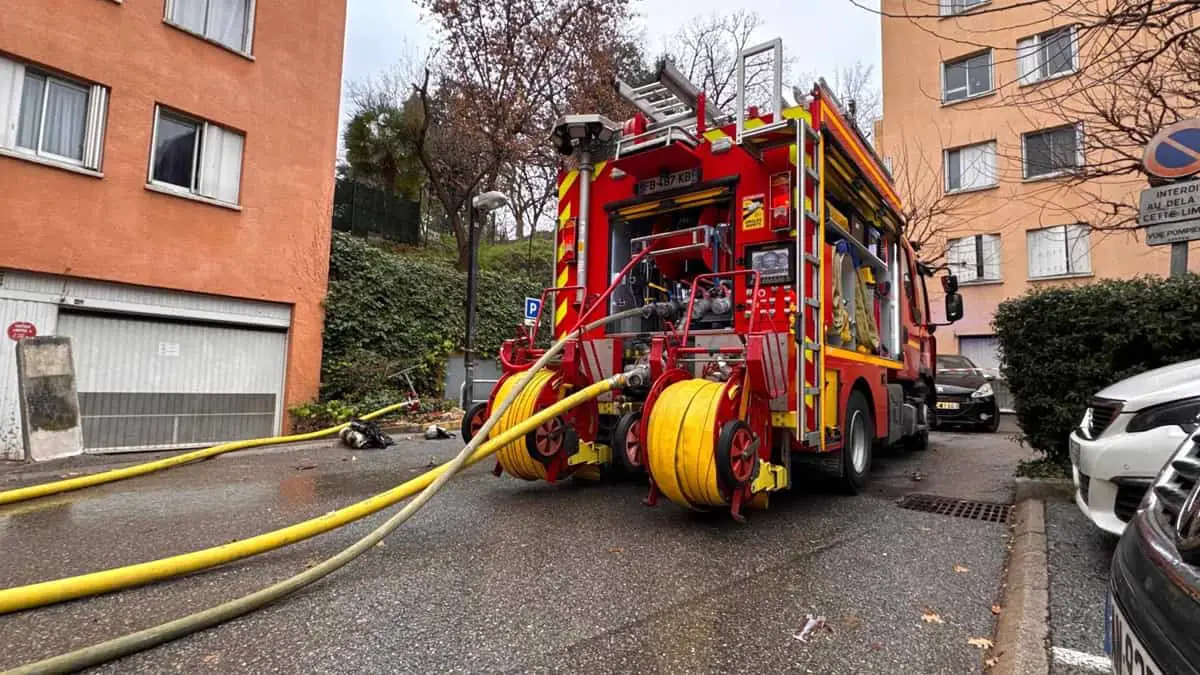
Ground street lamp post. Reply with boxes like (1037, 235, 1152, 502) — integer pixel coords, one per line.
(462, 190, 509, 411)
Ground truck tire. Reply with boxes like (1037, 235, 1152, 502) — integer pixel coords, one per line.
(612, 411, 644, 474)
(839, 390, 874, 494)
(906, 397, 931, 451)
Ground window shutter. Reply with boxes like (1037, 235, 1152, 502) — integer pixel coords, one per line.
(1017, 37, 1038, 85)
(982, 234, 1001, 280)
(1066, 224, 1090, 274)
(82, 85, 107, 170)
(199, 123, 244, 204)
(0, 57, 25, 149)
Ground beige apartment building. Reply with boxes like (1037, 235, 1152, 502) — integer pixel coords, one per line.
(875, 0, 1199, 374)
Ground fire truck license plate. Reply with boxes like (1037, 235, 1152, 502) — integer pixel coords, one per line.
(636, 168, 700, 196)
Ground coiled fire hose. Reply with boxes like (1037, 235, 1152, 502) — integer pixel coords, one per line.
(0, 307, 650, 675)
(0, 403, 412, 507)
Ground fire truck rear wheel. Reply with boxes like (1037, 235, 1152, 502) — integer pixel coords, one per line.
(612, 411, 644, 473)
(462, 402, 488, 445)
(839, 390, 874, 494)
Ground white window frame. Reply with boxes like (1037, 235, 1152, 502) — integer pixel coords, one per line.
(1021, 123, 1083, 180)
(939, 0, 989, 16)
(941, 50, 993, 103)
(944, 140, 997, 193)
(147, 105, 244, 207)
(1017, 26, 1078, 85)
(946, 233, 1002, 283)
(1026, 224, 1091, 279)
(0, 56, 107, 174)
(163, 0, 257, 57)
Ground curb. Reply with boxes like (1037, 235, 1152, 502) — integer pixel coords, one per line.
(1014, 477, 1074, 503)
(990, 499, 1050, 674)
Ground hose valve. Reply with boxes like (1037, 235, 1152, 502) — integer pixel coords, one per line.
(622, 364, 651, 389)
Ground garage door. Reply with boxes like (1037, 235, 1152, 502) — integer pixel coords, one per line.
(58, 313, 287, 452)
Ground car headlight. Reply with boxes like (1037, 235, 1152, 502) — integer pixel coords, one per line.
(971, 382, 994, 399)
(1126, 396, 1200, 433)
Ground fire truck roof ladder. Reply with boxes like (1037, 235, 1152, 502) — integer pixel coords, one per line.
(617, 58, 728, 130)
(736, 38, 787, 146)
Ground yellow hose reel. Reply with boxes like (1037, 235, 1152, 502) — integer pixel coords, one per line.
(489, 369, 602, 482)
(643, 375, 788, 520)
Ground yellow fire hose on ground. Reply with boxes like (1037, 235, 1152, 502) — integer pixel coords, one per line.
(0, 403, 411, 507)
(0, 307, 648, 674)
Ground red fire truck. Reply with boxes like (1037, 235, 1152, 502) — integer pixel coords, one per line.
(466, 39, 964, 519)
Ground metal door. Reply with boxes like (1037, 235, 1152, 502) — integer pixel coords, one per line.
(58, 313, 288, 452)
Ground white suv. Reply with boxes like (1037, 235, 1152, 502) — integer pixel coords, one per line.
(1069, 359, 1200, 536)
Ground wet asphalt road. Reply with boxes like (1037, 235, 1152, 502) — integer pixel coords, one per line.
(0, 425, 1029, 674)
(1046, 500, 1117, 674)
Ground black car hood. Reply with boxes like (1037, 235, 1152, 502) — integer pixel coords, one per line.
(937, 370, 988, 391)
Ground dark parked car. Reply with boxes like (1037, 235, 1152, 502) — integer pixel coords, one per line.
(933, 354, 1000, 432)
(1108, 427, 1200, 674)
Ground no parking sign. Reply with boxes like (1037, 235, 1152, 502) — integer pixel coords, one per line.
(1144, 119, 1200, 179)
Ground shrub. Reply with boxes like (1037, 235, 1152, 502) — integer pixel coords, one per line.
(993, 274, 1200, 463)
(320, 232, 543, 401)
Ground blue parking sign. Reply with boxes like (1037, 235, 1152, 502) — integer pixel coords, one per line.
(524, 297, 541, 321)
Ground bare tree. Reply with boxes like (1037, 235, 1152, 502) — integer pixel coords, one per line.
(864, 0, 1200, 233)
(662, 10, 794, 113)
(798, 61, 883, 141)
(409, 0, 636, 270)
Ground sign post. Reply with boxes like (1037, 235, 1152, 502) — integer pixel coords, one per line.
(1140, 119, 1200, 276)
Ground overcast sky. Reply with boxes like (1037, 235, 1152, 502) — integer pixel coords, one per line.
(337, 0, 882, 139)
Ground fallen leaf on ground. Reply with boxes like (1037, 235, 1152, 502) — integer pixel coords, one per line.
(294, 464, 316, 471)
(921, 608, 944, 624)
(954, 564, 970, 573)
(840, 614, 862, 630)
(991, 604, 1002, 615)
(202, 654, 220, 664)
(968, 637, 994, 649)
(985, 656, 999, 668)
(608, 547, 625, 554)
(376, 541, 386, 548)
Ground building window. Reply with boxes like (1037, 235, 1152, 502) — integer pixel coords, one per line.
(1022, 125, 1082, 179)
(942, 51, 992, 102)
(1018, 26, 1077, 85)
(149, 106, 244, 204)
(1027, 224, 1090, 278)
(940, 0, 988, 16)
(164, 0, 255, 54)
(0, 56, 107, 171)
(944, 141, 997, 193)
(946, 234, 1001, 283)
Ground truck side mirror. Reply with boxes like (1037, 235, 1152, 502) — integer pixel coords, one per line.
(945, 292, 964, 323)
(941, 274, 959, 294)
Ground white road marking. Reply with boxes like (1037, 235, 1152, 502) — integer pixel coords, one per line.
(1052, 646, 1111, 673)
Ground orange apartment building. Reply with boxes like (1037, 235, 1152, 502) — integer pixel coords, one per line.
(0, 0, 347, 458)
(875, 0, 1200, 377)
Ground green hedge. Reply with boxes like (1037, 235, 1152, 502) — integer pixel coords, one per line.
(993, 274, 1200, 463)
(319, 232, 544, 402)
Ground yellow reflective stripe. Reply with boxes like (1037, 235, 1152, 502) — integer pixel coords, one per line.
(558, 202, 572, 226)
(558, 170, 579, 200)
(703, 129, 729, 142)
(555, 299, 568, 325)
(594, 161, 607, 178)
(556, 267, 569, 288)
(782, 106, 812, 123)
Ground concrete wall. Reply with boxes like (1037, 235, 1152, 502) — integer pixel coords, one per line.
(442, 354, 502, 407)
(16, 337, 83, 462)
(0, 0, 348, 429)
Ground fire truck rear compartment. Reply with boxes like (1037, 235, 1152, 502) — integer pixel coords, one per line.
(474, 37, 952, 520)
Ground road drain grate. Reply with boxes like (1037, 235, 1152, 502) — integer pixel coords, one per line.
(896, 494, 1012, 524)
